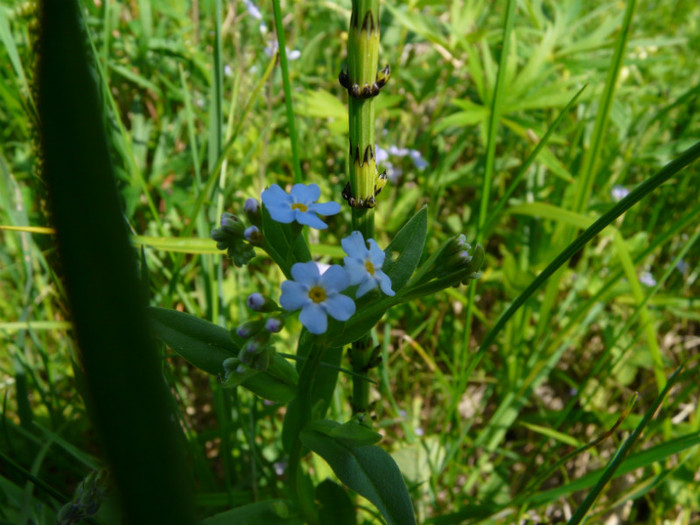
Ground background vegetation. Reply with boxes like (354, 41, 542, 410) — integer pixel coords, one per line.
(1, 0, 699, 523)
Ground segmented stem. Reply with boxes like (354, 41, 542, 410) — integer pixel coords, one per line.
(344, 0, 386, 415)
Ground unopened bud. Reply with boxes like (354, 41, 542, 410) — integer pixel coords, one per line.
(235, 319, 264, 339)
(244, 225, 263, 244)
(246, 292, 277, 312)
(247, 293, 265, 311)
(265, 317, 283, 333)
(244, 198, 261, 224)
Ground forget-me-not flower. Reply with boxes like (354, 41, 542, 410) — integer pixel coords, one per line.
(279, 262, 355, 334)
(261, 183, 341, 229)
(342, 231, 395, 298)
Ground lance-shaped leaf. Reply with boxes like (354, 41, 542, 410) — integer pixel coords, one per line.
(301, 427, 416, 525)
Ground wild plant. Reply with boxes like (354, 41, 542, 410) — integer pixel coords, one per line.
(151, 1, 482, 522)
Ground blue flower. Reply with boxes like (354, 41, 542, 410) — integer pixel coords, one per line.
(342, 231, 395, 298)
(261, 183, 341, 229)
(279, 262, 355, 334)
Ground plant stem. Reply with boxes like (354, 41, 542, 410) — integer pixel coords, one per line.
(287, 344, 326, 524)
(345, 0, 382, 415)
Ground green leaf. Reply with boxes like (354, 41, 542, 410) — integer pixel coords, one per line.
(149, 306, 239, 375)
(382, 207, 429, 292)
(149, 307, 297, 403)
(316, 480, 357, 525)
(200, 500, 301, 525)
(308, 419, 383, 447)
(301, 429, 416, 525)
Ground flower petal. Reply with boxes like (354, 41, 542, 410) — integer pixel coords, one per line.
(375, 271, 395, 296)
(320, 265, 350, 293)
(266, 205, 295, 223)
(341, 231, 368, 257)
(300, 303, 327, 334)
(291, 183, 320, 204)
(323, 293, 356, 321)
(310, 201, 341, 216)
(295, 210, 329, 229)
(280, 281, 309, 311)
(367, 239, 385, 267)
(356, 277, 377, 298)
(343, 256, 367, 285)
(291, 261, 319, 285)
(261, 184, 291, 206)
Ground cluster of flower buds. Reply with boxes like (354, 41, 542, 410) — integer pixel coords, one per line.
(436, 234, 484, 284)
(56, 470, 107, 524)
(222, 292, 285, 377)
(407, 234, 484, 292)
(210, 198, 264, 267)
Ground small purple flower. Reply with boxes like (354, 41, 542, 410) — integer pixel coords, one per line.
(242, 0, 262, 20)
(409, 149, 428, 170)
(261, 183, 341, 230)
(639, 272, 657, 287)
(342, 231, 395, 298)
(611, 185, 630, 201)
(247, 292, 266, 311)
(279, 262, 355, 335)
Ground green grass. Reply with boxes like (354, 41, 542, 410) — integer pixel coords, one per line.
(1, 0, 699, 523)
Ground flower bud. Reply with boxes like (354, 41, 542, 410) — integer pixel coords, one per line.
(246, 292, 278, 312)
(244, 225, 263, 244)
(265, 317, 283, 333)
(235, 319, 265, 339)
(244, 198, 261, 224)
(247, 292, 265, 311)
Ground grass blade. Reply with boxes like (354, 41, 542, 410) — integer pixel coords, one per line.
(567, 366, 683, 524)
(474, 140, 700, 366)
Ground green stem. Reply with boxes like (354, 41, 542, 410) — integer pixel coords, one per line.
(272, 0, 303, 184)
(287, 344, 326, 523)
(346, 0, 382, 415)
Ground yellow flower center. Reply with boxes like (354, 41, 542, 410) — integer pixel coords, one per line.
(291, 203, 308, 212)
(308, 285, 327, 303)
(365, 260, 375, 276)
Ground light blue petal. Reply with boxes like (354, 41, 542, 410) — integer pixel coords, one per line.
(291, 183, 320, 204)
(291, 261, 319, 285)
(280, 281, 309, 311)
(300, 303, 327, 334)
(341, 231, 368, 257)
(375, 271, 395, 296)
(320, 265, 351, 293)
(343, 257, 367, 285)
(295, 210, 328, 229)
(323, 293, 356, 321)
(310, 201, 341, 216)
(367, 239, 385, 267)
(356, 277, 377, 298)
(261, 184, 291, 207)
(266, 205, 295, 223)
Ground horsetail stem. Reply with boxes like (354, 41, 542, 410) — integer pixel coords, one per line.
(343, 0, 388, 416)
(342, 0, 389, 240)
